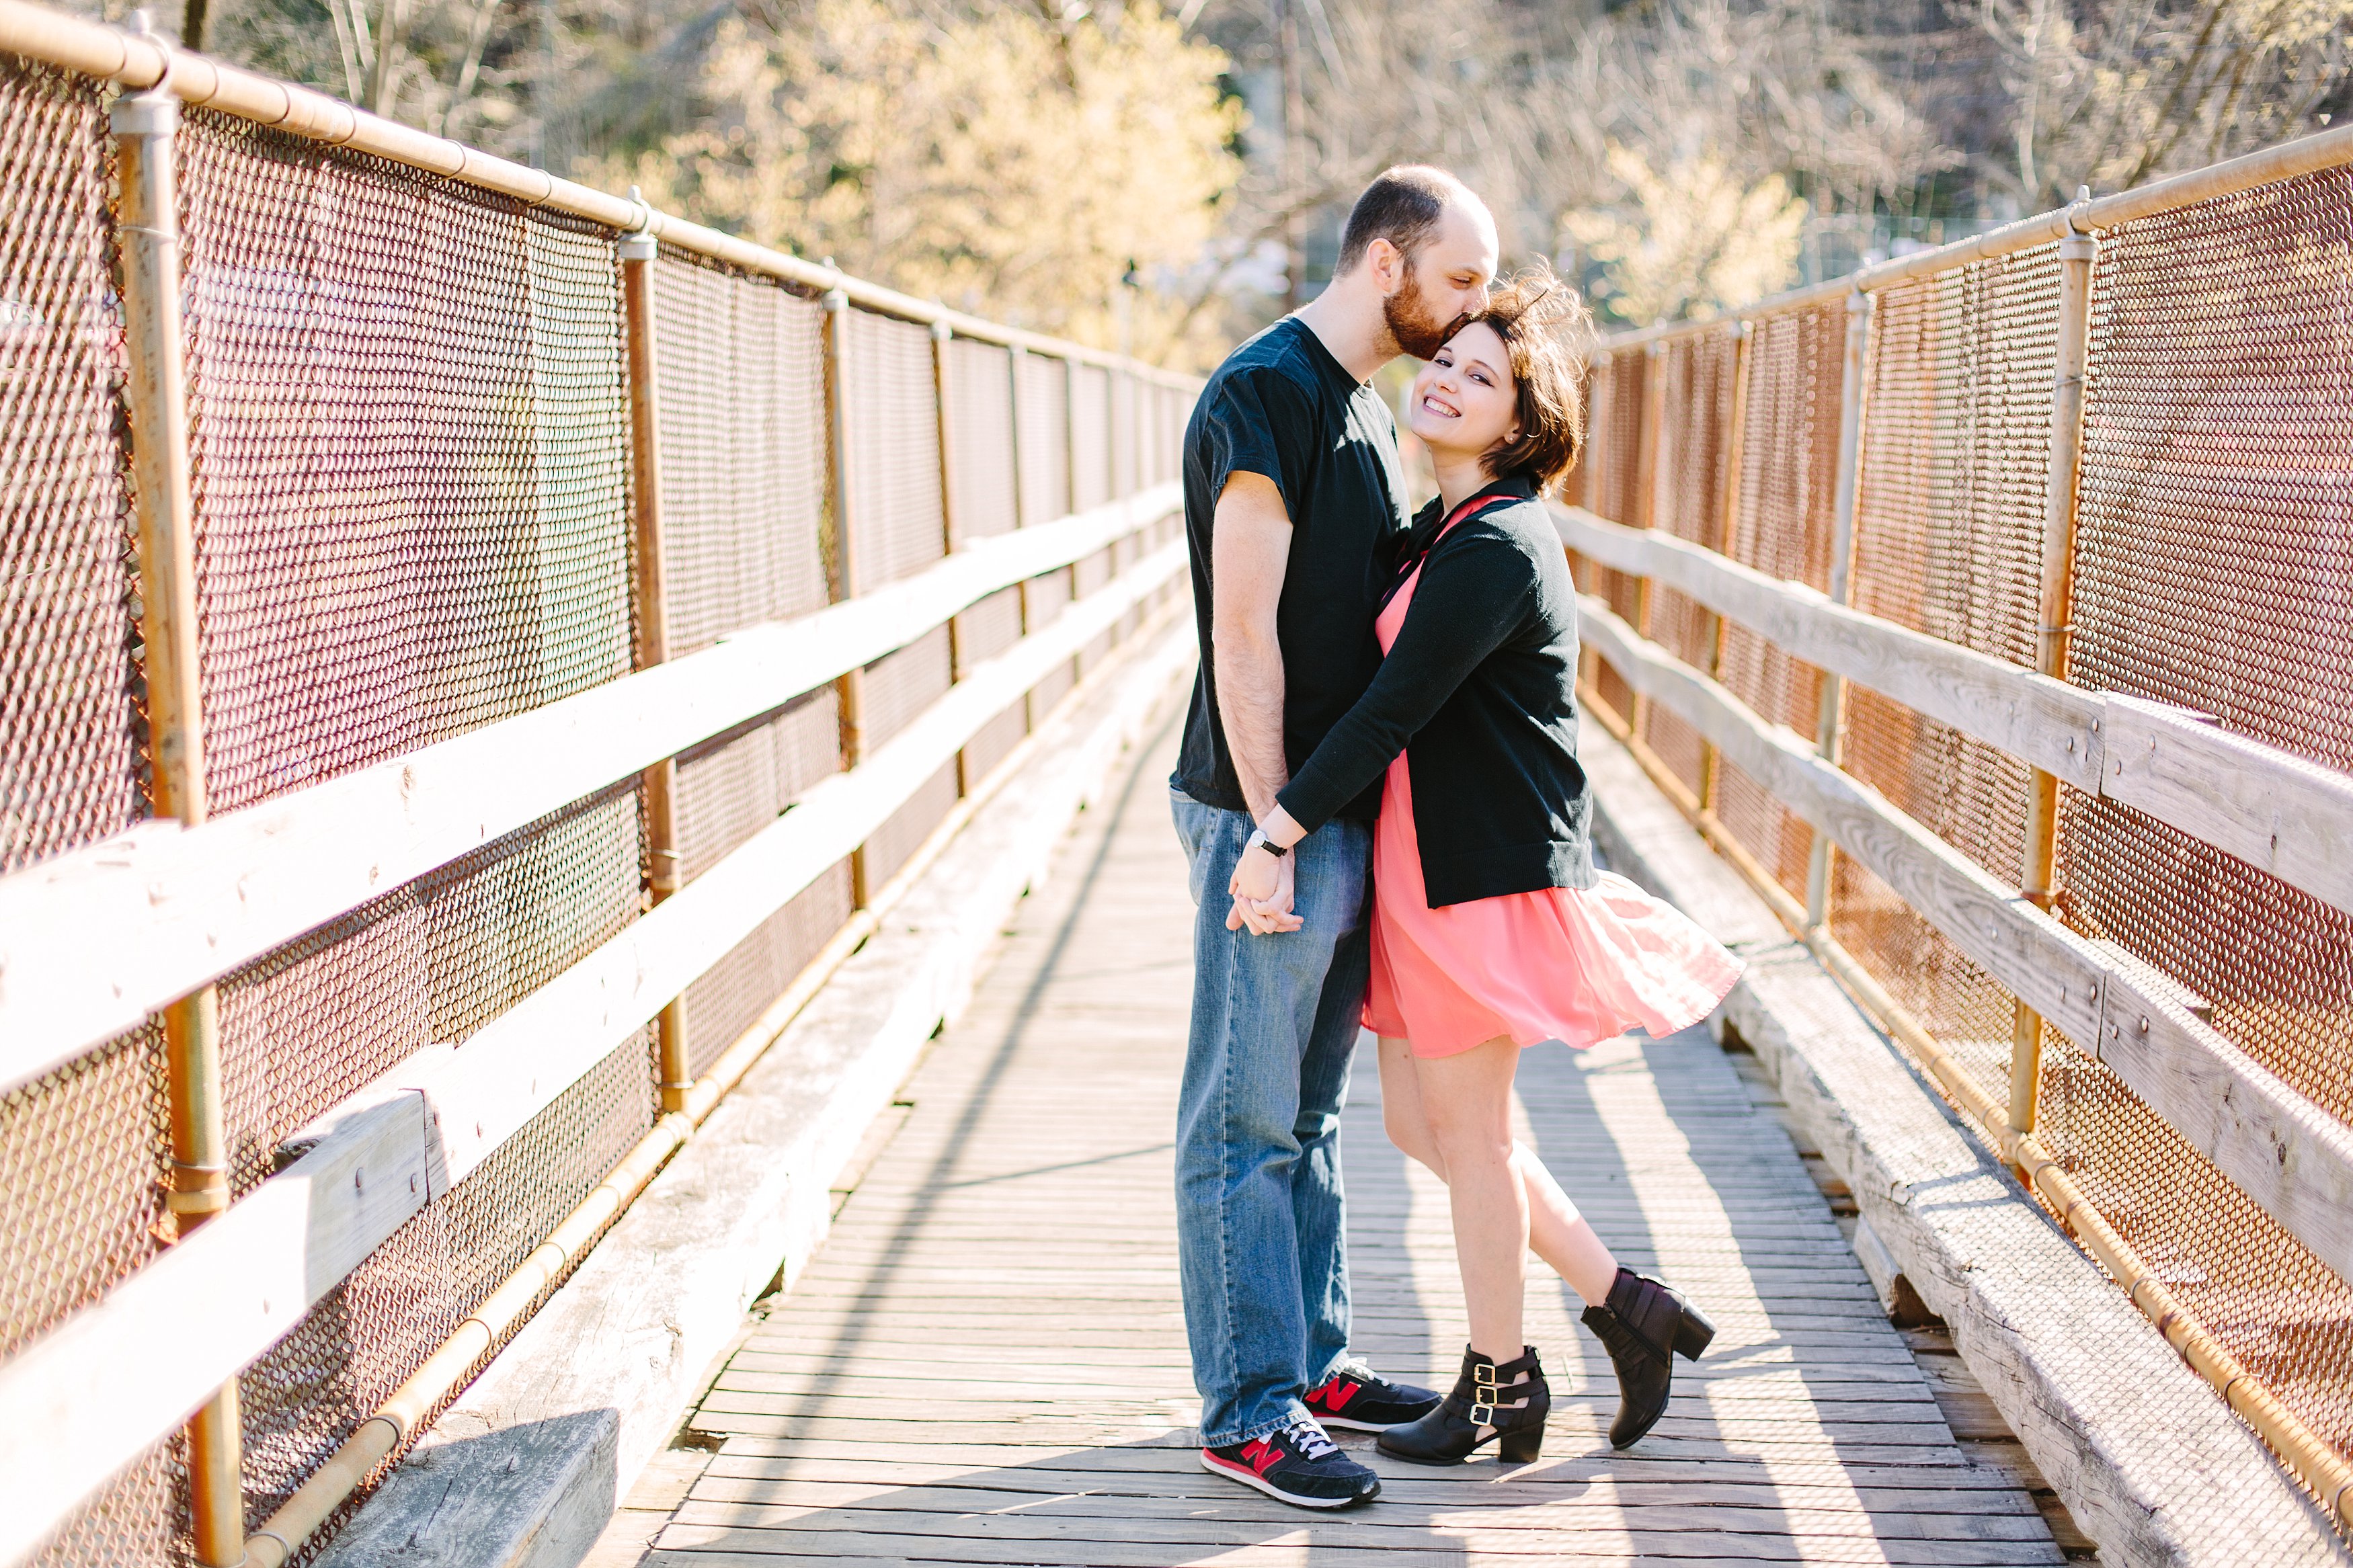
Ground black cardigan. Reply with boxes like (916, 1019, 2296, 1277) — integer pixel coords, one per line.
(1275, 475, 1595, 907)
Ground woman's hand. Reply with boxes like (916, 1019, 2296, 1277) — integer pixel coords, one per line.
(1227, 845, 1300, 934)
(1226, 811, 1307, 935)
(1233, 837, 1282, 903)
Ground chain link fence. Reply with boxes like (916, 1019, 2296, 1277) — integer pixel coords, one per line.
(0, 26, 1195, 1563)
(1581, 151, 2353, 1512)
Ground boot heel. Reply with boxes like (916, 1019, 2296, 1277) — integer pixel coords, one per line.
(1673, 1302, 1716, 1361)
(1497, 1427, 1544, 1463)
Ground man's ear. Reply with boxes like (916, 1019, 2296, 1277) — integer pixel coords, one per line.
(1365, 236, 1403, 296)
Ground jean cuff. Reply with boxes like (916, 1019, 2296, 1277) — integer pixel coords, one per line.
(1204, 1400, 1314, 1450)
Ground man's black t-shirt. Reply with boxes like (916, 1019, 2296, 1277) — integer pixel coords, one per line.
(1172, 317, 1410, 821)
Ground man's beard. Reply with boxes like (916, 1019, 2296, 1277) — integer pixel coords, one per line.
(1382, 265, 1462, 360)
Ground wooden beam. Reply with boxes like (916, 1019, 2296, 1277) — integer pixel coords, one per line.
(0, 541, 1188, 1554)
(0, 486, 1180, 1091)
(1576, 596, 2353, 1289)
(1554, 503, 2353, 927)
(1556, 503, 2106, 795)
(2098, 695, 2353, 920)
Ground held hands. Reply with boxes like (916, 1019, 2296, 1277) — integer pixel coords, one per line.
(1226, 815, 1306, 936)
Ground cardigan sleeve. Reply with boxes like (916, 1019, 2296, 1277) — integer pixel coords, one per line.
(1275, 528, 1538, 834)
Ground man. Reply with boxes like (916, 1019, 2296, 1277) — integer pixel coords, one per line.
(1169, 166, 1500, 1509)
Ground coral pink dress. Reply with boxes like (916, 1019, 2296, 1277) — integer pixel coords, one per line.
(1361, 520, 1743, 1060)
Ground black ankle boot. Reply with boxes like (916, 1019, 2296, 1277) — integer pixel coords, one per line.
(1580, 1266, 1716, 1448)
(1375, 1345, 1549, 1465)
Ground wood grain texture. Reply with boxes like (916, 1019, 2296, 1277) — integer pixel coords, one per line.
(1577, 596, 2353, 1291)
(0, 487, 1178, 1090)
(2100, 694, 2353, 919)
(623, 716, 2059, 1567)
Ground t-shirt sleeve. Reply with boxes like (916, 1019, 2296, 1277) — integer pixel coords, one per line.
(1196, 366, 1316, 518)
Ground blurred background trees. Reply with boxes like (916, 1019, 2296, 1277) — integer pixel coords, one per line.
(70, 0, 2353, 358)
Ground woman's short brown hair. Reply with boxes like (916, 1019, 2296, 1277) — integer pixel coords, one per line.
(1471, 265, 1594, 495)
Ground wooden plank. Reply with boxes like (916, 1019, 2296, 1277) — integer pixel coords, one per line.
(670, 1494, 2060, 1542)
(1552, 504, 2104, 792)
(649, 1520, 2052, 1565)
(704, 1438, 2048, 1489)
(1577, 596, 2353, 1288)
(2100, 693, 2353, 919)
(0, 486, 1177, 1090)
(691, 1460, 2046, 1512)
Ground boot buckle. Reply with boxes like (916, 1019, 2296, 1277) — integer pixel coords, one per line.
(1470, 1362, 1499, 1426)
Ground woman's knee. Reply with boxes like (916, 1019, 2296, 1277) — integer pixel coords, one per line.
(1418, 1044, 1518, 1167)
(1383, 1100, 1443, 1172)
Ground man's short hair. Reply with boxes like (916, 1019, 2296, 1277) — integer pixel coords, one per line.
(1335, 165, 1473, 275)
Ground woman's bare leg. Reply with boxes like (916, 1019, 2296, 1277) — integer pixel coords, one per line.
(1380, 1034, 1620, 1309)
(1413, 1036, 1529, 1362)
(1513, 1145, 1620, 1305)
(1377, 1034, 1447, 1176)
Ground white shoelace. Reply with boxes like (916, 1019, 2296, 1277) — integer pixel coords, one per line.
(1279, 1415, 1340, 1460)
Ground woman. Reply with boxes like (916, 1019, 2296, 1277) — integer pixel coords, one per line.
(1230, 267, 1741, 1465)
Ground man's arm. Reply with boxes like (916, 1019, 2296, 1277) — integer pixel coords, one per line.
(1209, 470, 1293, 821)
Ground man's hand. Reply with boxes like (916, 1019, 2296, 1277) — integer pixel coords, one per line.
(1211, 471, 1293, 821)
(1226, 848, 1302, 935)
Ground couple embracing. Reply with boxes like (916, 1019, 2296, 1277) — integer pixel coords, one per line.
(1169, 167, 1743, 1509)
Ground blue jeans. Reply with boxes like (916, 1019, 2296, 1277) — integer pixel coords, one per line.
(1169, 790, 1373, 1445)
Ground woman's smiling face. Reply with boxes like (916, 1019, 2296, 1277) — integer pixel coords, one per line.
(1406, 321, 1517, 462)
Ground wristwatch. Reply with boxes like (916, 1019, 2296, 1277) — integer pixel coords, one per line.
(1245, 829, 1289, 858)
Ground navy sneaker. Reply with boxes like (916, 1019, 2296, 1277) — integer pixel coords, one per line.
(1201, 1415, 1381, 1509)
(1304, 1359, 1444, 1432)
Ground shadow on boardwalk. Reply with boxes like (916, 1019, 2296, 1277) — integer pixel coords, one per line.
(635, 706, 2060, 1567)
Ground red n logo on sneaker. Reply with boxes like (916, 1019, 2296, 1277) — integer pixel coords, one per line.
(1320, 1380, 1360, 1412)
(1238, 1438, 1283, 1476)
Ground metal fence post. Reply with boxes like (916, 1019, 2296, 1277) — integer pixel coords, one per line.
(821, 286, 869, 907)
(1805, 290, 1874, 931)
(1577, 354, 1612, 689)
(1061, 354, 1083, 682)
(619, 219, 690, 1113)
(1698, 321, 1754, 816)
(2011, 209, 2099, 1142)
(114, 67, 245, 1568)
(933, 321, 969, 796)
(1627, 341, 1667, 738)
(1008, 344, 1037, 733)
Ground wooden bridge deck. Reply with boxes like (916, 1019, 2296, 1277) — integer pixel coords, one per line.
(624, 712, 2063, 1567)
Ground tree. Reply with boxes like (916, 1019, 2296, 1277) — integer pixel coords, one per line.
(1977, 0, 2353, 211)
(594, 0, 1241, 361)
(1179, 0, 1951, 328)
(1563, 145, 1810, 324)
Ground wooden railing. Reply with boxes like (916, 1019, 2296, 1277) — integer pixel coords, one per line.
(1563, 118, 2353, 1528)
(0, 501, 1186, 1563)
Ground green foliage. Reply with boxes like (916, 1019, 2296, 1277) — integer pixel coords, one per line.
(1564, 145, 1808, 325)
(593, 0, 1241, 360)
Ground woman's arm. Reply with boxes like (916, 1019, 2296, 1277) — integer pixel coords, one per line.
(1244, 528, 1538, 879)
